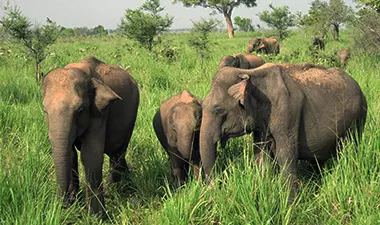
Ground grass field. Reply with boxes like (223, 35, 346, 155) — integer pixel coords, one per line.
(0, 30, 379, 224)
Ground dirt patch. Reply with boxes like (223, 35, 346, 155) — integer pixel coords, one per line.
(288, 64, 347, 88)
(255, 63, 347, 88)
(96, 63, 119, 77)
(64, 62, 91, 75)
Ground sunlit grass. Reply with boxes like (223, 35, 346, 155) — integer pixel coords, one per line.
(0, 30, 379, 224)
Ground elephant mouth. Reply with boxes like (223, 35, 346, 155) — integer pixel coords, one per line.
(221, 130, 246, 141)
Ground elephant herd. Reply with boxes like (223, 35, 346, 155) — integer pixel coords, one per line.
(42, 35, 367, 217)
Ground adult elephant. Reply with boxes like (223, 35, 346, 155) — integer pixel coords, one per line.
(42, 56, 139, 216)
(153, 90, 202, 185)
(312, 37, 325, 50)
(199, 63, 367, 200)
(247, 37, 280, 55)
(218, 53, 265, 70)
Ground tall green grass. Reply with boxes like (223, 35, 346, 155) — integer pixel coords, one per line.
(0, 30, 379, 224)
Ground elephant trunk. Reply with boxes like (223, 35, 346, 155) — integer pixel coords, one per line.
(48, 115, 75, 202)
(51, 135, 71, 199)
(199, 113, 221, 178)
(177, 129, 195, 160)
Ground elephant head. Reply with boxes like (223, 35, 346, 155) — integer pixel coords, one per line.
(218, 53, 266, 70)
(247, 38, 261, 53)
(42, 66, 121, 203)
(312, 37, 325, 50)
(248, 38, 279, 55)
(199, 67, 265, 176)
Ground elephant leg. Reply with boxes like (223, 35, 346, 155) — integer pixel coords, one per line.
(192, 160, 201, 180)
(272, 135, 299, 205)
(68, 146, 79, 204)
(106, 126, 134, 184)
(254, 131, 273, 170)
(107, 150, 128, 184)
(81, 149, 105, 215)
(169, 151, 187, 187)
(80, 120, 106, 216)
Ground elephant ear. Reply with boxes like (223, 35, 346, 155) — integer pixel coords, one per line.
(91, 78, 122, 113)
(258, 41, 266, 49)
(228, 74, 250, 106)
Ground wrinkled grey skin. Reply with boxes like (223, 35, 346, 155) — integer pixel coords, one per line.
(337, 48, 350, 69)
(218, 53, 266, 70)
(153, 90, 202, 186)
(312, 37, 325, 50)
(200, 63, 367, 202)
(247, 37, 280, 55)
(42, 56, 139, 216)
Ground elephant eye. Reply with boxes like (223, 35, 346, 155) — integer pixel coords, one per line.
(77, 106, 84, 114)
(212, 106, 227, 116)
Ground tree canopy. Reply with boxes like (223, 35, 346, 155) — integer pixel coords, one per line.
(258, 4, 296, 39)
(188, 18, 220, 68)
(299, 0, 353, 40)
(234, 16, 254, 32)
(0, 4, 61, 82)
(356, 0, 380, 12)
(120, 0, 173, 51)
(328, 0, 354, 40)
(172, 0, 257, 38)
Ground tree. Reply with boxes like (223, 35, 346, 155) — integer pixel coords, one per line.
(328, 0, 354, 40)
(234, 16, 254, 32)
(188, 18, 220, 69)
(119, 0, 173, 51)
(298, 0, 330, 38)
(60, 27, 75, 37)
(0, 4, 61, 82)
(300, 0, 353, 41)
(356, 0, 380, 12)
(258, 4, 296, 39)
(351, 6, 380, 53)
(173, 0, 257, 39)
(92, 25, 107, 36)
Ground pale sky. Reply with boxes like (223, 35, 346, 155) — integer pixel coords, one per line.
(0, 0, 356, 29)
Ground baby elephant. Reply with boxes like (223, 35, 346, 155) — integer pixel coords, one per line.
(218, 52, 265, 70)
(312, 37, 325, 50)
(337, 48, 350, 69)
(153, 90, 202, 185)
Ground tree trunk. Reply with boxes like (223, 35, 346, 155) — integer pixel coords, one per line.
(224, 13, 234, 39)
(35, 61, 40, 83)
(333, 24, 340, 41)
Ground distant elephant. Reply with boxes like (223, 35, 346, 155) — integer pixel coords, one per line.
(218, 53, 266, 70)
(337, 48, 350, 69)
(199, 63, 367, 201)
(312, 37, 325, 50)
(247, 37, 280, 55)
(153, 90, 202, 185)
(42, 56, 139, 216)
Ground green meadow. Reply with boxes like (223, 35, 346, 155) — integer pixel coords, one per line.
(0, 30, 379, 224)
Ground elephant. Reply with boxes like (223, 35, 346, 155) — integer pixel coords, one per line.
(337, 48, 350, 69)
(312, 37, 325, 50)
(247, 37, 280, 55)
(199, 63, 367, 202)
(218, 53, 266, 70)
(42, 56, 139, 216)
(153, 90, 202, 185)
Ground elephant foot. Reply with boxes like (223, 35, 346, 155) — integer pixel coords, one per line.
(287, 179, 301, 206)
(106, 166, 131, 184)
(65, 184, 79, 205)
